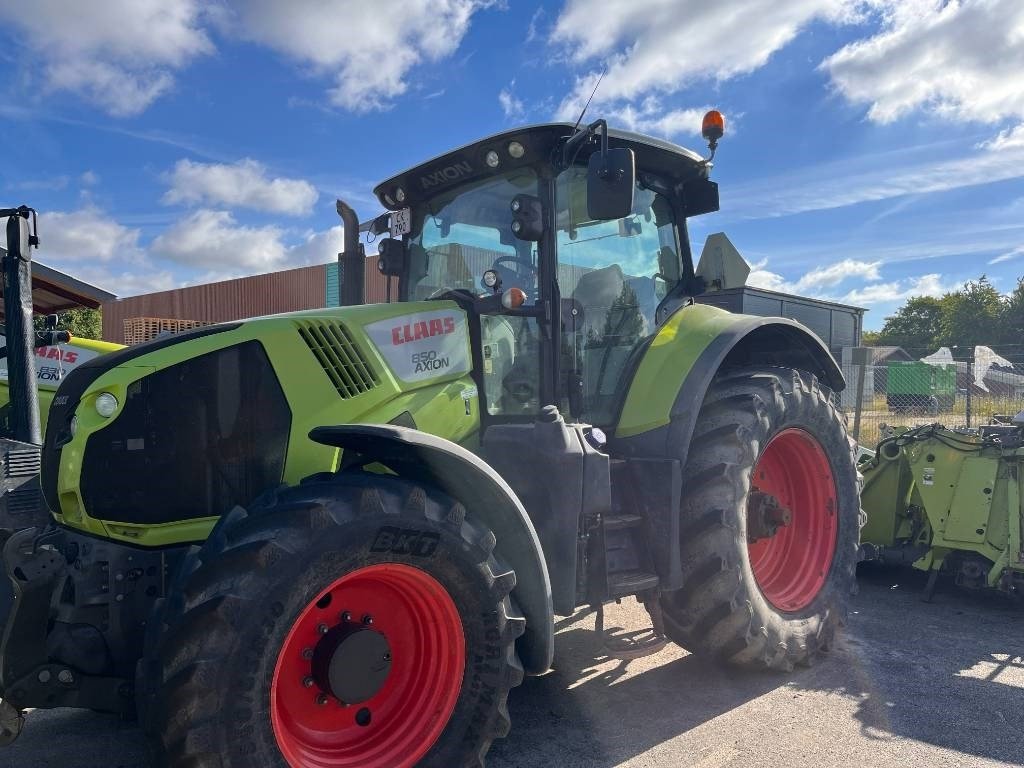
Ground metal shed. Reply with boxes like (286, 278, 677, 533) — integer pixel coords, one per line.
(693, 286, 865, 357)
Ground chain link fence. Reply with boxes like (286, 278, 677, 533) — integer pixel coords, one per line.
(838, 345, 1024, 449)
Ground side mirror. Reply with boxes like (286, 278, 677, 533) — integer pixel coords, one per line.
(587, 147, 635, 220)
(510, 194, 544, 241)
(376, 238, 406, 277)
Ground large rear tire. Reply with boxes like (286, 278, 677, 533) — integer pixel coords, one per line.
(151, 472, 524, 767)
(659, 367, 861, 670)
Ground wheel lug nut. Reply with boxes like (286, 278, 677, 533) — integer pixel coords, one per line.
(383, 653, 391, 661)
(302, 647, 313, 660)
(302, 676, 314, 688)
(362, 614, 373, 626)
(340, 611, 351, 622)
(316, 694, 329, 706)
(317, 623, 329, 635)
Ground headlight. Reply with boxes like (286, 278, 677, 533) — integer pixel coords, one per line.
(508, 141, 525, 159)
(70, 415, 78, 437)
(95, 392, 119, 418)
(485, 150, 500, 168)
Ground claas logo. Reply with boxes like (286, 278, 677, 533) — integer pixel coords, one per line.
(391, 317, 456, 345)
(35, 347, 78, 363)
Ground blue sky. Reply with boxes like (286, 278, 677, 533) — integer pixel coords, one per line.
(1, 0, 1022, 329)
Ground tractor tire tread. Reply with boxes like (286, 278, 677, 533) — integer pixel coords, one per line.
(660, 366, 862, 670)
(151, 472, 524, 768)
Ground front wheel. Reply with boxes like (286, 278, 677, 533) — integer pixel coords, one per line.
(660, 367, 861, 670)
(152, 472, 524, 767)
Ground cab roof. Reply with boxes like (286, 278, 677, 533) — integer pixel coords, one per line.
(373, 122, 708, 211)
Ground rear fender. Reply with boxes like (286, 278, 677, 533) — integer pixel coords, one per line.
(613, 305, 845, 592)
(309, 424, 554, 675)
(616, 303, 843, 445)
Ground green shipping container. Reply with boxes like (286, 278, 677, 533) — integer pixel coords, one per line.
(887, 361, 956, 411)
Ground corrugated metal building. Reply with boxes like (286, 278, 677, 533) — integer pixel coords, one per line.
(102, 257, 865, 355)
(101, 257, 384, 344)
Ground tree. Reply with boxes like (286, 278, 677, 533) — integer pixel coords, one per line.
(32, 308, 102, 340)
(1002, 278, 1024, 344)
(873, 295, 946, 353)
(937, 277, 1004, 350)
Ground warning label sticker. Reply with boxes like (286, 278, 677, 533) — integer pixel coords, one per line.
(364, 308, 470, 383)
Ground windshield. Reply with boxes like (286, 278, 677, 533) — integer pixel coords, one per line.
(406, 168, 540, 301)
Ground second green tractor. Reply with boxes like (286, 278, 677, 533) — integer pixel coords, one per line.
(0, 115, 861, 766)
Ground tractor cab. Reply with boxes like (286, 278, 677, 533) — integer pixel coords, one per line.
(354, 119, 722, 427)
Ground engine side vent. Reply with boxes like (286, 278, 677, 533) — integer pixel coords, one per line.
(296, 320, 380, 398)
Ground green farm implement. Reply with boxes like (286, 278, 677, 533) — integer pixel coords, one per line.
(860, 421, 1024, 598)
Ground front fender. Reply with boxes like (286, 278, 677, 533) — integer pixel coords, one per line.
(616, 303, 844, 442)
(309, 424, 554, 675)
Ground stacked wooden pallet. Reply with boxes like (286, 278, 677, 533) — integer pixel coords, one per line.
(123, 317, 210, 345)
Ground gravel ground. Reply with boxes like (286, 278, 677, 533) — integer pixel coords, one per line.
(5, 564, 1023, 768)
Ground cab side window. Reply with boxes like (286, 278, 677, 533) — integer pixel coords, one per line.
(556, 167, 679, 424)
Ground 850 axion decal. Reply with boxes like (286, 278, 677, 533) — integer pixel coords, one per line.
(365, 308, 471, 383)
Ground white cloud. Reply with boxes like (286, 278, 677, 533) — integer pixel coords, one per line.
(150, 209, 287, 273)
(794, 259, 882, 291)
(74, 266, 177, 298)
(605, 98, 710, 139)
(35, 208, 145, 264)
(747, 259, 789, 292)
(526, 7, 546, 43)
(552, 0, 854, 122)
(823, 0, 1024, 139)
(747, 257, 882, 294)
(499, 82, 525, 120)
(840, 273, 952, 305)
(745, 256, 953, 308)
(164, 159, 319, 216)
(727, 142, 1024, 220)
(226, 0, 492, 112)
(989, 247, 1024, 266)
(288, 226, 346, 266)
(0, 0, 212, 116)
(985, 125, 1024, 152)
(20, 207, 174, 296)
(149, 209, 345, 280)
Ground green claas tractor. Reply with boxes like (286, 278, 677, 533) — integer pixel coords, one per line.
(0, 115, 861, 766)
(860, 421, 1024, 598)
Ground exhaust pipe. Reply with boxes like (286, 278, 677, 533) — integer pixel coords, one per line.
(335, 200, 364, 307)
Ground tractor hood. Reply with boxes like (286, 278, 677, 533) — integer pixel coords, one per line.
(42, 301, 482, 546)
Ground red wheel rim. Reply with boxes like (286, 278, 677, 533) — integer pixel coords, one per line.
(747, 428, 838, 612)
(271, 563, 465, 768)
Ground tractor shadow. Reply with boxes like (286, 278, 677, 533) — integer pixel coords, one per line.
(489, 569, 1024, 767)
(795, 563, 1024, 765)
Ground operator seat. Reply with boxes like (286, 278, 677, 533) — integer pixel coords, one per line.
(571, 264, 649, 419)
(573, 264, 626, 341)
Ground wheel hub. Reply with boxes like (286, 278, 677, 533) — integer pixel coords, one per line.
(311, 619, 392, 704)
(747, 489, 792, 543)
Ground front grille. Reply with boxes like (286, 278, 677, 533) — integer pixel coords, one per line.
(80, 341, 292, 525)
(296, 320, 379, 398)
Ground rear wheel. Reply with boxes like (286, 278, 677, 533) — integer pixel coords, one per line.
(660, 367, 861, 670)
(152, 472, 524, 767)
